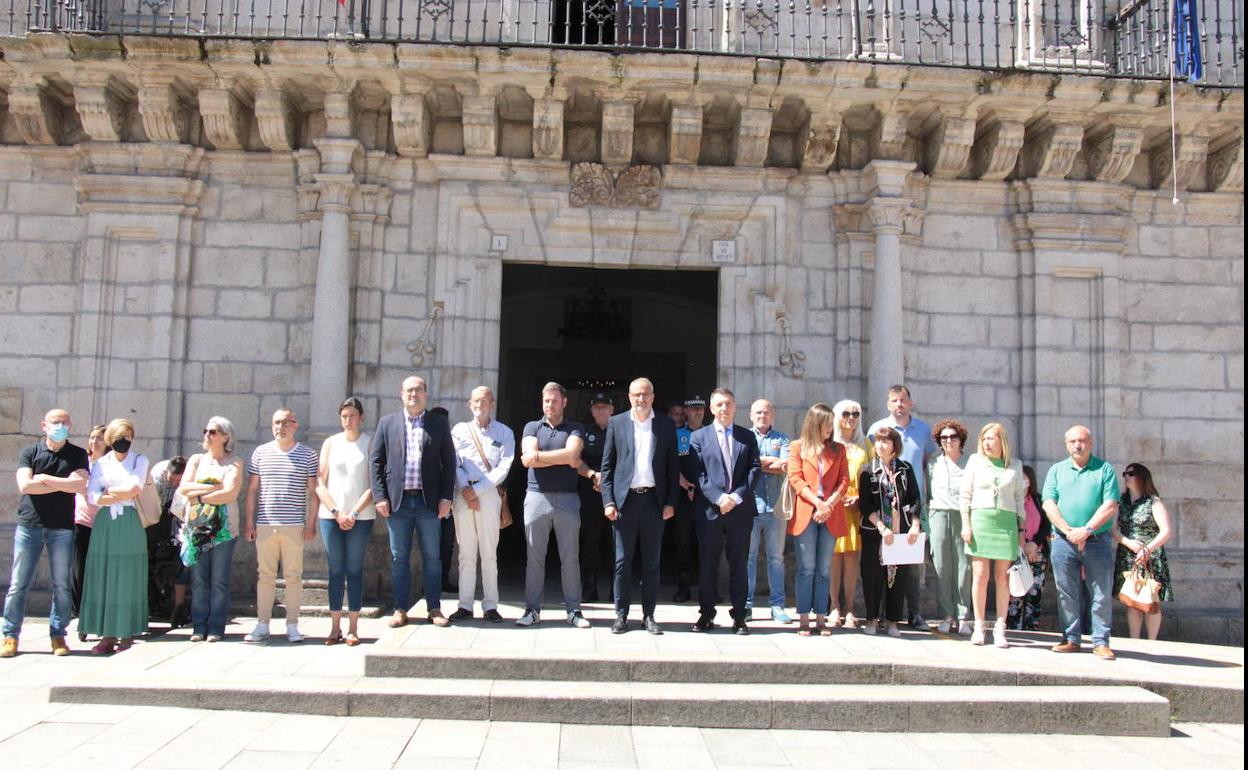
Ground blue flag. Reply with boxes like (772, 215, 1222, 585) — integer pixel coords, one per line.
(1173, 0, 1203, 83)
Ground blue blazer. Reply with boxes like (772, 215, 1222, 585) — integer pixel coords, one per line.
(687, 423, 761, 521)
(599, 411, 681, 511)
(369, 409, 456, 511)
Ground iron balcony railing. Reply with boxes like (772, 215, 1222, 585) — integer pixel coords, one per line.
(4, 0, 1243, 86)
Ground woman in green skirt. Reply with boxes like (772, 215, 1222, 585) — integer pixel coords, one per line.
(81, 418, 150, 654)
(959, 422, 1026, 648)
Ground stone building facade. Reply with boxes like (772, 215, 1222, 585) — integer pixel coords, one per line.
(0, 18, 1242, 638)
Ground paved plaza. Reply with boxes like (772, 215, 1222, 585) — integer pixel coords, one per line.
(1, 599, 1242, 769)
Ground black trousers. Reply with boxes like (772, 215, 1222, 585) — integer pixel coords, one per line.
(668, 490, 697, 588)
(578, 482, 609, 590)
(440, 516, 455, 583)
(73, 523, 92, 616)
(694, 508, 752, 621)
(861, 529, 909, 623)
(612, 490, 664, 618)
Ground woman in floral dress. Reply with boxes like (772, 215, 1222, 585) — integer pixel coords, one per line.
(1006, 465, 1050, 631)
(1113, 463, 1174, 640)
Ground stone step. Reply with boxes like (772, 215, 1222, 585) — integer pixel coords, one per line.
(361, 649, 1242, 723)
(48, 678, 1169, 736)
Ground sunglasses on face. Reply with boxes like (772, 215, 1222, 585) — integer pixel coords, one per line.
(841, 411, 861, 419)
(940, 434, 960, 441)
(1122, 471, 1136, 478)
(203, 428, 218, 436)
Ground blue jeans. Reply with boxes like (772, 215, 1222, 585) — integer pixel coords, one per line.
(1051, 531, 1114, 647)
(746, 513, 787, 610)
(3, 524, 74, 639)
(793, 523, 836, 616)
(320, 518, 374, 613)
(190, 537, 235, 637)
(388, 496, 442, 613)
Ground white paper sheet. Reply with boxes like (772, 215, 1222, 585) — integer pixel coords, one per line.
(880, 532, 927, 565)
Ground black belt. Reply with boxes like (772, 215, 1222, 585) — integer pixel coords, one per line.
(630, 486, 655, 494)
(404, 488, 422, 494)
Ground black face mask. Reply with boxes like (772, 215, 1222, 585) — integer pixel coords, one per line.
(111, 437, 133, 454)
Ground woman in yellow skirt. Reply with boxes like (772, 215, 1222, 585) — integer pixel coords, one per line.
(828, 399, 871, 629)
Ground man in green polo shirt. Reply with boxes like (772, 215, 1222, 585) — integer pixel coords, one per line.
(1042, 425, 1120, 660)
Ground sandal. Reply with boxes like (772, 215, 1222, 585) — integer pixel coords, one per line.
(843, 613, 859, 630)
(345, 632, 361, 647)
(797, 622, 812, 637)
(816, 618, 831, 636)
(828, 608, 843, 627)
(91, 638, 117, 656)
(324, 632, 343, 646)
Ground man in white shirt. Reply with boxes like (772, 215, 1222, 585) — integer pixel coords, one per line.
(449, 386, 515, 623)
(599, 378, 680, 634)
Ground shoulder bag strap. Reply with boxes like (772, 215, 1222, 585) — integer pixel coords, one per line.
(467, 424, 493, 475)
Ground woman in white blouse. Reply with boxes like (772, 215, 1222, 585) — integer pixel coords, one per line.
(314, 397, 374, 645)
(959, 422, 1027, 648)
(80, 418, 150, 654)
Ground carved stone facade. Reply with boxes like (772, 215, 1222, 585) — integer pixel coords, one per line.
(0, 37, 1242, 639)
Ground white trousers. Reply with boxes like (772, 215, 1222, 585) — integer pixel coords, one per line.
(452, 486, 502, 611)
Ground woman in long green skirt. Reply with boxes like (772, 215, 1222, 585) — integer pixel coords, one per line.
(80, 418, 150, 654)
(959, 422, 1026, 649)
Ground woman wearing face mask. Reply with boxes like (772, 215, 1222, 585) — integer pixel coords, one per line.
(72, 425, 107, 637)
(80, 418, 150, 654)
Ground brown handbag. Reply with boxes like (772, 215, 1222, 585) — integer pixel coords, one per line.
(467, 425, 512, 529)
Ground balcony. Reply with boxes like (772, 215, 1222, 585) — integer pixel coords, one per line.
(3, 0, 1242, 87)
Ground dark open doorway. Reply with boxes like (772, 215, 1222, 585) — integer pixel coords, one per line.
(494, 264, 718, 584)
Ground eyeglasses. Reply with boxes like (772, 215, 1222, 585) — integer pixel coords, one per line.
(1122, 471, 1136, 478)
(841, 411, 861, 418)
(939, 434, 960, 441)
(203, 428, 219, 436)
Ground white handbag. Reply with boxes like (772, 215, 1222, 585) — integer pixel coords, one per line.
(775, 479, 795, 521)
(1008, 556, 1035, 597)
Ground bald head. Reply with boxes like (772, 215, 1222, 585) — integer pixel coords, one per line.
(1064, 424, 1094, 466)
(628, 377, 655, 419)
(750, 399, 774, 433)
(41, 409, 71, 446)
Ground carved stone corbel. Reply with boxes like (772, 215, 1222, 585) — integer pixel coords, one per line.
(8, 80, 63, 145)
(73, 75, 135, 143)
(1021, 118, 1084, 179)
(199, 85, 252, 150)
(668, 103, 703, 165)
(532, 97, 565, 160)
(924, 115, 976, 179)
(1083, 124, 1144, 184)
(601, 100, 635, 166)
(734, 106, 773, 168)
(391, 92, 432, 158)
(461, 94, 498, 157)
(1207, 134, 1244, 193)
(870, 105, 911, 162)
(1150, 133, 1209, 191)
(254, 88, 297, 152)
(971, 118, 1025, 181)
(800, 111, 841, 173)
(138, 80, 192, 143)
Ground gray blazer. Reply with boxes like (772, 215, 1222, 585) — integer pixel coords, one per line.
(599, 411, 680, 511)
(369, 409, 456, 511)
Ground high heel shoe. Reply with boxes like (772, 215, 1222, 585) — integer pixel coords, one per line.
(970, 621, 986, 646)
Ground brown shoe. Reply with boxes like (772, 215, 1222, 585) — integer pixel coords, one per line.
(1093, 645, 1116, 660)
(50, 637, 70, 656)
(1051, 640, 1081, 653)
(0, 637, 16, 658)
(387, 610, 408, 629)
(428, 610, 450, 627)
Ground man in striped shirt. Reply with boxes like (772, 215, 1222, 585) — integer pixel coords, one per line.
(243, 408, 318, 643)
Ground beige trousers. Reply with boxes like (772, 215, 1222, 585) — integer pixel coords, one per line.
(452, 486, 502, 611)
(256, 525, 305, 624)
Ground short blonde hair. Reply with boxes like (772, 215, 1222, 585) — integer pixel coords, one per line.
(978, 422, 1012, 466)
(103, 418, 135, 448)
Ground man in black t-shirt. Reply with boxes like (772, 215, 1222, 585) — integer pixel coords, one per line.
(2, 408, 90, 658)
(578, 392, 613, 603)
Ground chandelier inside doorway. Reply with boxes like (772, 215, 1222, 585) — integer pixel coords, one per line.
(558, 284, 632, 343)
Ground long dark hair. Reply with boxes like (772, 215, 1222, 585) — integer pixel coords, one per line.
(1123, 462, 1161, 499)
(1022, 464, 1042, 508)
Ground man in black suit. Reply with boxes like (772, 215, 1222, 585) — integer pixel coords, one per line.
(369, 375, 457, 628)
(599, 378, 680, 635)
(686, 388, 761, 634)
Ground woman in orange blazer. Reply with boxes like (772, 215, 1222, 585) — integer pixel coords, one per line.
(786, 403, 849, 636)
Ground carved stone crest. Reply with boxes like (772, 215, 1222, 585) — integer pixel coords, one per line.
(569, 163, 661, 209)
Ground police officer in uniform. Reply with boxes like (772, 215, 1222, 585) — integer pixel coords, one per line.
(579, 392, 613, 603)
(669, 394, 706, 602)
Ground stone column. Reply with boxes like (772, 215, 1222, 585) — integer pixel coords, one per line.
(862, 160, 916, 405)
(309, 137, 360, 435)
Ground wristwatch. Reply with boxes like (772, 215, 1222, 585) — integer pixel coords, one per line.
(331, 508, 339, 516)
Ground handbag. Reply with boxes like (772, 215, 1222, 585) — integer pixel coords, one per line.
(1007, 555, 1035, 597)
(135, 457, 163, 528)
(467, 425, 512, 529)
(1118, 564, 1160, 613)
(775, 478, 795, 521)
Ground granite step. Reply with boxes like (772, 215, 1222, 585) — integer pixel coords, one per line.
(48, 677, 1170, 736)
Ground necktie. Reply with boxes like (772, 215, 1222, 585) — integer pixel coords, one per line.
(720, 427, 733, 480)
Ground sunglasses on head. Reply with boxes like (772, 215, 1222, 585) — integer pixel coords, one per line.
(841, 411, 861, 418)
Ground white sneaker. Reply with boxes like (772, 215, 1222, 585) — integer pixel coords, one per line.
(970, 622, 986, 646)
(863, 620, 878, 636)
(937, 617, 952, 634)
(206, 634, 222, 643)
(286, 624, 304, 643)
(514, 609, 540, 627)
(189, 633, 205, 643)
(993, 619, 1008, 648)
(244, 622, 270, 643)
(957, 620, 972, 636)
(886, 623, 902, 638)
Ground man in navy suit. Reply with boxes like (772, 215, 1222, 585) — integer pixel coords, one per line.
(687, 388, 761, 634)
(369, 375, 457, 628)
(600, 377, 680, 635)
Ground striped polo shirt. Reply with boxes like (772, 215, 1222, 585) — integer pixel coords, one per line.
(247, 440, 318, 526)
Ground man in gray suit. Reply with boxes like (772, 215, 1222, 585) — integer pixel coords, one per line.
(600, 378, 680, 634)
(369, 375, 457, 628)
